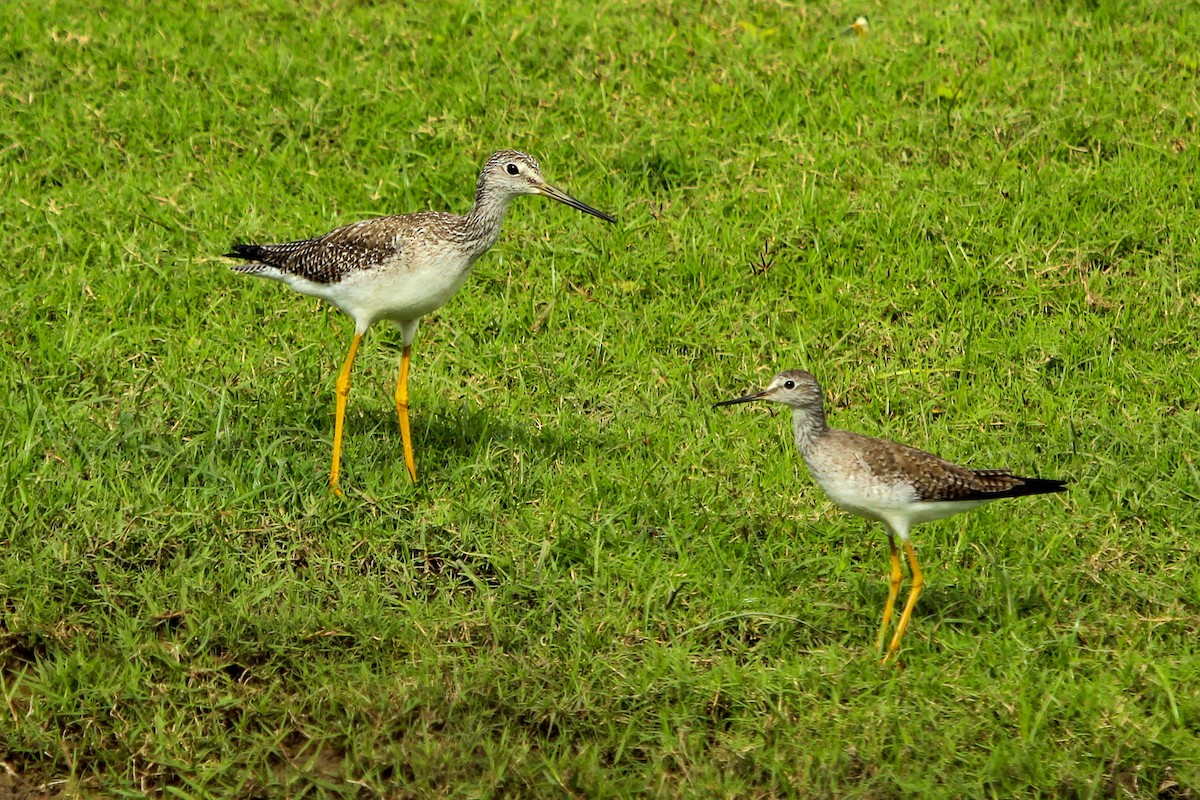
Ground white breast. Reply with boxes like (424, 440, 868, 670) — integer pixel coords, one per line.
(805, 452, 919, 523)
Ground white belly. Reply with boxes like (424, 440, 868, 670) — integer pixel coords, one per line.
(275, 246, 478, 328)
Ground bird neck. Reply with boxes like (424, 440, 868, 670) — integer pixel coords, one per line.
(791, 406, 829, 455)
(461, 181, 514, 254)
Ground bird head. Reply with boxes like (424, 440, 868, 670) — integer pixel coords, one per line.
(480, 149, 616, 222)
(713, 370, 824, 411)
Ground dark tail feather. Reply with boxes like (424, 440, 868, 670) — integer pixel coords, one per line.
(985, 475, 1068, 500)
(224, 243, 267, 261)
(1018, 476, 1069, 495)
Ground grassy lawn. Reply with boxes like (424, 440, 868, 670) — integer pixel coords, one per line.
(3, 0, 1199, 795)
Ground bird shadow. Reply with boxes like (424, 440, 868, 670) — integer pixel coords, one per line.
(913, 580, 1056, 630)
(340, 401, 603, 464)
(700, 514, 1054, 647)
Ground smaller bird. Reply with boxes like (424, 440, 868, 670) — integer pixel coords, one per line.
(226, 150, 615, 495)
(715, 370, 1067, 663)
(838, 15, 870, 38)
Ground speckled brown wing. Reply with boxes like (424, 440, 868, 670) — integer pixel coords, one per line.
(852, 433, 1068, 502)
(226, 216, 408, 285)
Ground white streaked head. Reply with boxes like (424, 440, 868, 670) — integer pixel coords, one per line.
(713, 369, 824, 411)
(477, 149, 616, 222)
(479, 150, 546, 198)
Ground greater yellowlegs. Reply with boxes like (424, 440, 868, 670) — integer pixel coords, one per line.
(715, 370, 1067, 663)
(226, 149, 615, 494)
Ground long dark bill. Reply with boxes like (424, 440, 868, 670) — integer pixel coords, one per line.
(542, 184, 617, 223)
(712, 390, 767, 409)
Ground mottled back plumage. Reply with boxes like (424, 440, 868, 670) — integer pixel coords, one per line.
(226, 215, 417, 285)
(835, 430, 1068, 503)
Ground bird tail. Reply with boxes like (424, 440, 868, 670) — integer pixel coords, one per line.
(224, 243, 278, 276)
(977, 472, 1068, 500)
(1018, 477, 1069, 496)
(224, 243, 267, 262)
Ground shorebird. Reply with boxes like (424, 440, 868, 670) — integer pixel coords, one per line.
(715, 370, 1067, 663)
(226, 150, 615, 494)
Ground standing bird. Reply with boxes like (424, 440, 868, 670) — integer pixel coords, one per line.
(715, 370, 1067, 662)
(226, 150, 615, 494)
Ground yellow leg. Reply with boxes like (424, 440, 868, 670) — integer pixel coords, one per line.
(329, 332, 362, 496)
(883, 541, 924, 663)
(875, 536, 903, 656)
(394, 344, 417, 483)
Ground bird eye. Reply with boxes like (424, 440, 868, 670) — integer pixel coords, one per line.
(784, 380, 795, 389)
(506, 163, 520, 175)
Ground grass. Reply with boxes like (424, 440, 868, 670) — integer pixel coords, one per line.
(2, 0, 1199, 795)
